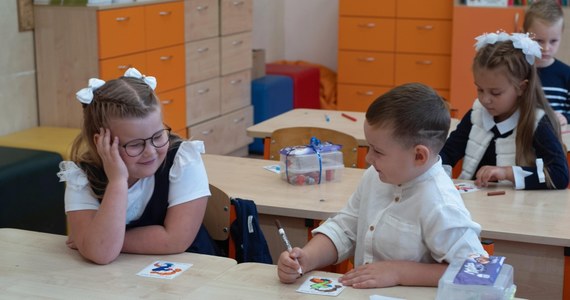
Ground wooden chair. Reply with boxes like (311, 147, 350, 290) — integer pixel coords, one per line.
(203, 184, 236, 258)
(268, 127, 359, 168)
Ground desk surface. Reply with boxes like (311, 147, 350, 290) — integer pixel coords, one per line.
(189, 262, 439, 299)
(0, 228, 237, 299)
(204, 154, 570, 247)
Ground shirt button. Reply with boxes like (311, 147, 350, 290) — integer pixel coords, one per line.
(369, 225, 374, 231)
(395, 197, 400, 202)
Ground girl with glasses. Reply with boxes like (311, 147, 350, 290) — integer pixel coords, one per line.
(58, 68, 217, 264)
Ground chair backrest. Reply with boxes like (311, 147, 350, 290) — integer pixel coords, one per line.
(204, 184, 231, 241)
(269, 127, 359, 168)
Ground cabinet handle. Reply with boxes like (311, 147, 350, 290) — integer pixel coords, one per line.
(115, 17, 130, 22)
(233, 1, 244, 6)
(161, 99, 173, 105)
(357, 91, 374, 96)
(196, 5, 209, 11)
(197, 47, 209, 53)
(416, 25, 433, 30)
(232, 40, 244, 46)
(160, 55, 173, 61)
(233, 117, 245, 123)
(416, 60, 433, 65)
(357, 57, 375, 62)
(357, 23, 376, 28)
(201, 129, 214, 135)
(197, 88, 210, 94)
(117, 65, 132, 70)
(514, 12, 520, 32)
(159, 11, 172, 16)
(230, 79, 242, 85)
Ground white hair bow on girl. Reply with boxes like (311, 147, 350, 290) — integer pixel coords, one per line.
(474, 31, 542, 65)
(75, 78, 105, 105)
(124, 68, 157, 90)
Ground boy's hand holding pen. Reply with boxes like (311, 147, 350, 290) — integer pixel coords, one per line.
(275, 219, 303, 277)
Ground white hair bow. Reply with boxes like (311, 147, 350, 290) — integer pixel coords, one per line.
(474, 31, 542, 65)
(124, 68, 157, 90)
(75, 78, 106, 105)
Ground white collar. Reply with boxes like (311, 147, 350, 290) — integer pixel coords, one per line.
(481, 108, 519, 134)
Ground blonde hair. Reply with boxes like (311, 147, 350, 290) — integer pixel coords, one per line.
(523, 0, 564, 31)
(473, 40, 563, 188)
(71, 76, 181, 198)
(365, 82, 450, 153)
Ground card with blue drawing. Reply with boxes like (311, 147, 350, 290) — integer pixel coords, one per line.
(136, 260, 192, 279)
(296, 276, 346, 296)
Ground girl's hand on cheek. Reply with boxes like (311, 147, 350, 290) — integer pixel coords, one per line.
(95, 128, 128, 183)
(338, 261, 399, 288)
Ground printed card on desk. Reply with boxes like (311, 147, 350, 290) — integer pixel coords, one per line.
(296, 276, 346, 296)
(455, 182, 480, 194)
(136, 261, 192, 279)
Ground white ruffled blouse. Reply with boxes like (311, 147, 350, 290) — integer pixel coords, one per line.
(57, 140, 211, 224)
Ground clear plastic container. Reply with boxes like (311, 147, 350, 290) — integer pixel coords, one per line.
(279, 148, 344, 185)
(436, 260, 516, 300)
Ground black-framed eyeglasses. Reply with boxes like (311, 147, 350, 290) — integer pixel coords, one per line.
(121, 127, 171, 157)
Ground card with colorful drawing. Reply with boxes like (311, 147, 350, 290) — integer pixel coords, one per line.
(136, 260, 192, 279)
(296, 276, 346, 296)
(455, 182, 480, 194)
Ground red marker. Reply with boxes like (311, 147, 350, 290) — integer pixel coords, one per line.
(341, 113, 357, 122)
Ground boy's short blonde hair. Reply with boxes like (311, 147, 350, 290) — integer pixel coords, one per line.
(523, 0, 564, 31)
(365, 82, 450, 153)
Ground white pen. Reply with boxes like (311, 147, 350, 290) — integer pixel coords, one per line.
(275, 219, 303, 276)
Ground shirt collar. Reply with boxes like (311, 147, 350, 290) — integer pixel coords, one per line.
(481, 108, 519, 134)
(399, 157, 442, 190)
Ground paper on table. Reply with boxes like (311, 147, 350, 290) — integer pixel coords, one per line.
(136, 261, 192, 279)
(296, 276, 346, 296)
(263, 164, 281, 174)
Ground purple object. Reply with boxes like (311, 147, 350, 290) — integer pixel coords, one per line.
(453, 255, 505, 286)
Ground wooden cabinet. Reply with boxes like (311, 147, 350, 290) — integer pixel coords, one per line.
(337, 0, 452, 112)
(449, 6, 524, 119)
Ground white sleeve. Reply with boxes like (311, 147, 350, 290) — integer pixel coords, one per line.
(168, 140, 211, 207)
(57, 161, 100, 212)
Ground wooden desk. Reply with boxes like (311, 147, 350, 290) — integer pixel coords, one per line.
(0, 228, 237, 299)
(189, 262, 439, 299)
(203, 154, 569, 299)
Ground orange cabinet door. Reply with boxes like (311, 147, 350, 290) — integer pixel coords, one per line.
(396, 19, 451, 55)
(98, 7, 145, 59)
(396, 0, 452, 19)
(395, 54, 450, 90)
(145, 2, 185, 50)
(146, 44, 186, 93)
(158, 87, 186, 134)
(450, 6, 524, 118)
(339, 17, 395, 52)
(99, 53, 147, 81)
(339, 0, 395, 17)
(338, 51, 394, 86)
(337, 84, 390, 112)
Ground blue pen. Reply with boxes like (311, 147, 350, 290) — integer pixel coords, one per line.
(324, 114, 330, 122)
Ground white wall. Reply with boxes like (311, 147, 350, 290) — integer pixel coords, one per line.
(0, 1, 38, 135)
(252, 0, 339, 71)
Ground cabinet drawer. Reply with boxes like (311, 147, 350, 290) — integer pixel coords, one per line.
(145, 2, 185, 50)
(158, 87, 186, 133)
(395, 54, 450, 89)
(396, 0, 452, 19)
(185, 0, 219, 42)
(146, 44, 186, 92)
(339, 0, 395, 17)
(220, 0, 252, 35)
(188, 105, 253, 155)
(186, 77, 221, 126)
(220, 32, 252, 76)
(337, 84, 390, 112)
(99, 53, 147, 81)
(396, 20, 451, 55)
(221, 69, 251, 114)
(186, 37, 220, 84)
(339, 17, 395, 51)
(98, 7, 145, 59)
(338, 51, 394, 86)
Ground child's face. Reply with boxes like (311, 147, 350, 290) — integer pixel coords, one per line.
(528, 18, 563, 68)
(474, 66, 524, 123)
(364, 122, 418, 185)
(108, 109, 169, 184)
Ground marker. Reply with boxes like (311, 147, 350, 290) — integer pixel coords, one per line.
(275, 219, 303, 276)
(341, 113, 357, 122)
(487, 190, 506, 196)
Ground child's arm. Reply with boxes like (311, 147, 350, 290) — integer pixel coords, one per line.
(338, 260, 448, 288)
(277, 233, 338, 283)
(440, 110, 473, 167)
(121, 196, 208, 254)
